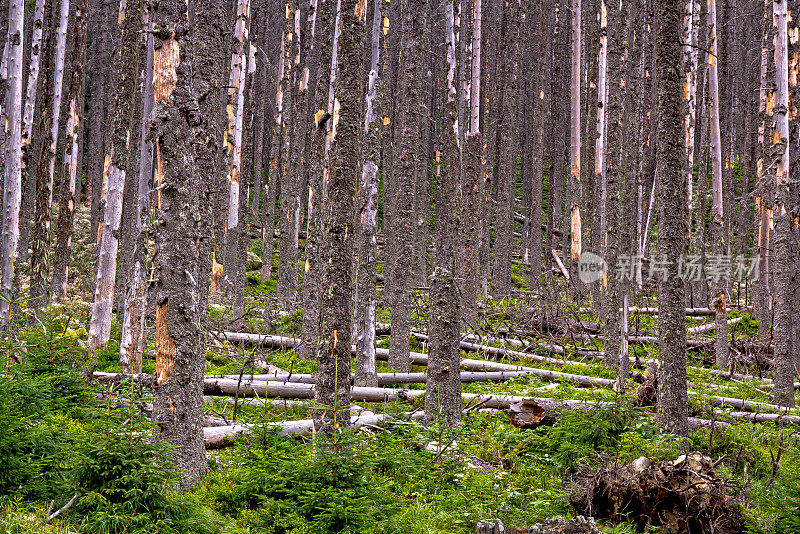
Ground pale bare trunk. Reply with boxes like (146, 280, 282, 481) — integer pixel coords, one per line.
(707, 0, 729, 369)
(595, 0, 607, 244)
(684, 0, 698, 215)
(88, 166, 125, 350)
(21, 0, 44, 148)
(569, 0, 583, 281)
(773, 0, 794, 407)
(47, 0, 69, 206)
(0, 0, 24, 330)
(120, 5, 153, 372)
(221, 0, 251, 293)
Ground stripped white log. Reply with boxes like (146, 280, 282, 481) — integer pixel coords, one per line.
(687, 316, 743, 335)
(207, 367, 615, 388)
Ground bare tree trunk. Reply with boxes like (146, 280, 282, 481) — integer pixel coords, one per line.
(312, 0, 365, 432)
(529, 0, 552, 290)
(150, 0, 228, 490)
(755, 0, 774, 334)
(47, 0, 69, 207)
(28, 0, 59, 309)
(88, 0, 142, 350)
(50, 0, 88, 302)
(299, 0, 333, 361)
(684, 0, 698, 222)
(425, 0, 461, 427)
(655, 0, 689, 435)
(707, 0, 729, 369)
(389, 0, 428, 372)
(772, 0, 795, 408)
(221, 0, 252, 296)
(460, 0, 482, 325)
(261, 3, 284, 284)
(568, 0, 583, 290)
(0, 0, 24, 330)
(277, 1, 300, 308)
(20, 0, 45, 151)
(601, 0, 623, 375)
(354, 0, 383, 387)
(594, 0, 608, 255)
(120, 4, 154, 373)
(489, 0, 520, 300)
(87, 0, 115, 245)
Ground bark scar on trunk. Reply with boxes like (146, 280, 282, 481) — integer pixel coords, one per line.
(153, 35, 180, 102)
(156, 300, 176, 385)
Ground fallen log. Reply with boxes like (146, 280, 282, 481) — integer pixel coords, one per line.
(687, 316, 744, 335)
(708, 369, 800, 390)
(578, 307, 750, 317)
(204, 412, 427, 449)
(207, 368, 616, 388)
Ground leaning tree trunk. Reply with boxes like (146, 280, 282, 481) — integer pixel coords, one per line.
(87, 0, 143, 351)
(149, 0, 228, 490)
(50, 0, 88, 302)
(655, 0, 689, 435)
(772, 0, 795, 408)
(425, 0, 462, 428)
(354, 0, 383, 387)
(389, 0, 428, 372)
(707, 0, 729, 369)
(0, 0, 24, 331)
(312, 0, 365, 432)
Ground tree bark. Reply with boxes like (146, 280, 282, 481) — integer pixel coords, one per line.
(655, 0, 689, 435)
(772, 0, 795, 408)
(221, 0, 251, 296)
(300, 0, 335, 361)
(0, 0, 24, 330)
(354, 0, 383, 387)
(601, 0, 623, 375)
(489, 0, 521, 300)
(28, 0, 59, 309)
(389, 0, 428, 372)
(87, 0, 115, 245)
(120, 4, 154, 373)
(425, 0, 461, 428)
(50, 0, 88, 302)
(277, 1, 301, 308)
(312, 0, 365, 432)
(149, 0, 228, 490)
(707, 0, 729, 370)
(88, 0, 142, 351)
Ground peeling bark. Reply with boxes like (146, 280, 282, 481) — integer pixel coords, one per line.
(50, 0, 88, 302)
(0, 0, 24, 329)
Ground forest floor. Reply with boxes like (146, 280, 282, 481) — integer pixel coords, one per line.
(1, 207, 799, 534)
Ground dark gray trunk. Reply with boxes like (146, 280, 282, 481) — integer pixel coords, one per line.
(312, 0, 365, 432)
(150, 0, 228, 490)
(654, 0, 689, 435)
